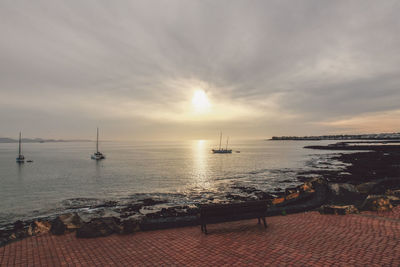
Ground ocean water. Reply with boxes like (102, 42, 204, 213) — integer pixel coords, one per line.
(0, 140, 345, 227)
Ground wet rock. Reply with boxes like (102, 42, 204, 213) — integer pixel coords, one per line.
(144, 206, 199, 220)
(226, 193, 252, 201)
(361, 195, 393, 211)
(142, 198, 166, 206)
(58, 213, 83, 230)
(320, 205, 359, 215)
(93, 200, 118, 209)
(119, 203, 143, 214)
(76, 217, 121, 238)
(254, 191, 274, 201)
(285, 187, 297, 195)
(146, 208, 176, 219)
(356, 181, 378, 194)
(231, 186, 258, 194)
(50, 217, 66, 235)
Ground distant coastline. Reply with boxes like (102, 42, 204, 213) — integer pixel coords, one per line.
(269, 132, 400, 141)
(0, 137, 91, 143)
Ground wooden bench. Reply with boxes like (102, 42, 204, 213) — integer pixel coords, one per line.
(199, 200, 269, 234)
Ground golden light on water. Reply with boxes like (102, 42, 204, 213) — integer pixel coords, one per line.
(192, 139, 210, 189)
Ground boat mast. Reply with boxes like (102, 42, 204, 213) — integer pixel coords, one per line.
(96, 128, 99, 153)
(219, 132, 222, 150)
(18, 132, 22, 156)
(226, 137, 229, 150)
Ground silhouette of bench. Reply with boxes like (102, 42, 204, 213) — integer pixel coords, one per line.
(199, 200, 268, 234)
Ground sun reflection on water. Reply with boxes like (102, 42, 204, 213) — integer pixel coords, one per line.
(192, 140, 211, 190)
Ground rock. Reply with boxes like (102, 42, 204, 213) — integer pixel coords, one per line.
(320, 205, 359, 215)
(298, 183, 315, 193)
(58, 213, 83, 230)
(327, 183, 364, 205)
(50, 217, 66, 235)
(386, 195, 400, 205)
(120, 203, 143, 213)
(272, 198, 285, 205)
(285, 192, 300, 201)
(329, 183, 358, 195)
(386, 189, 400, 197)
(142, 198, 166, 206)
(356, 182, 378, 194)
(370, 178, 400, 194)
(0, 237, 8, 247)
(231, 186, 257, 194)
(120, 219, 140, 234)
(29, 221, 51, 235)
(76, 217, 121, 238)
(226, 194, 251, 201)
(13, 220, 24, 231)
(361, 195, 393, 211)
(285, 187, 297, 195)
(254, 191, 274, 201)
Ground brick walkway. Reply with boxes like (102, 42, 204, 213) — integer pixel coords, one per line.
(1, 207, 399, 266)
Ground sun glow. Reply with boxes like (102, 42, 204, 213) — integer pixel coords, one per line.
(191, 90, 211, 113)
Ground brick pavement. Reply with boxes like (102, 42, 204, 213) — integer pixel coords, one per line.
(1, 206, 399, 266)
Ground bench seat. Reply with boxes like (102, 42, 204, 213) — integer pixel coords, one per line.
(199, 200, 269, 234)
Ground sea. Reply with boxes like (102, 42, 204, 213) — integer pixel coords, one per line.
(0, 140, 348, 228)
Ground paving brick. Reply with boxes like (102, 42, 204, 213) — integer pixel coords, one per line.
(0, 206, 399, 266)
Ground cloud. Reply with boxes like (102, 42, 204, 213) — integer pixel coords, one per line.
(0, 0, 399, 139)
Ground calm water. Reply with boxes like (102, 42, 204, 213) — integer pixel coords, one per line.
(0, 140, 344, 227)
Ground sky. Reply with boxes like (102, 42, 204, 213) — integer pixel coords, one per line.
(1, 0, 400, 141)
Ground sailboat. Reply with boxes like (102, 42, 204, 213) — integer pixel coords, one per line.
(91, 128, 105, 160)
(212, 132, 232, 154)
(16, 132, 25, 163)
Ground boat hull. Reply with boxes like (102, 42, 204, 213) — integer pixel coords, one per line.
(212, 149, 232, 154)
(91, 153, 105, 160)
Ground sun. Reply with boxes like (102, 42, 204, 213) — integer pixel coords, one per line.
(192, 90, 211, 113)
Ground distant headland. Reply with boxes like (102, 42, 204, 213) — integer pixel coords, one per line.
(0, 137, 91, 143)
(270, 132, 400, 141)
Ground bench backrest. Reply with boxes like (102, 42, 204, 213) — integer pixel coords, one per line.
(200, 200, 268, 218)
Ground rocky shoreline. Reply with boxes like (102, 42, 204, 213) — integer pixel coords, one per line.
(1, 141, 399, 247)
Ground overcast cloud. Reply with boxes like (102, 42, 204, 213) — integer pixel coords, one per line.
(1, 0, 399, 140)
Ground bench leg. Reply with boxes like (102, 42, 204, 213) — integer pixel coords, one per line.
(262, 217, 267, 228)
(258, 218, 261, 224)
(204, 224, 208, 234)
(201, 224, 204, 232)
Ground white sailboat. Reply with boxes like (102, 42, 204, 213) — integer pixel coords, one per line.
(212, 132, 232, 154)
(91, 128, 105, 160)
(16, 132, 25, 163)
